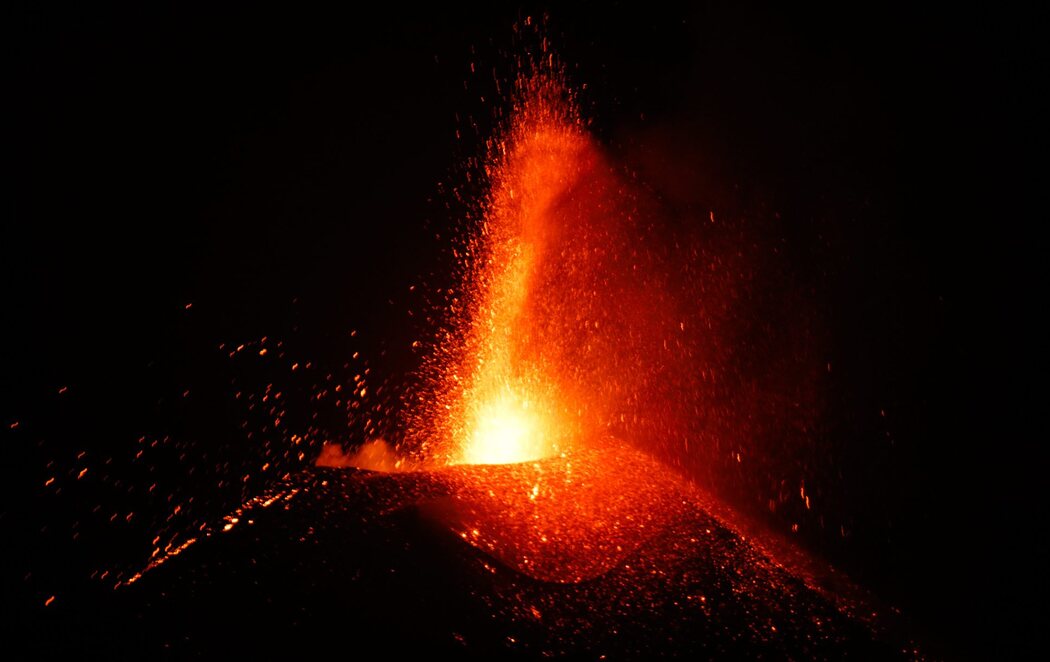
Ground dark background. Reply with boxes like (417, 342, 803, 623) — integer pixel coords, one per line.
(5, 1, 1043, 658)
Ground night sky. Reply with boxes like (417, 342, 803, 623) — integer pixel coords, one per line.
(5, 2, 1042, 658)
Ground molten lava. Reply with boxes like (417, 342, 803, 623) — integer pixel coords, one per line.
(458, 385, 551, 465)
(415, 71, 603, 467)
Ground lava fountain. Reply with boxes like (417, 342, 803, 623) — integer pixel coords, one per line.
(363, 61, 698, 582)
(311, 60, 683, 579)
(424, 72, 592, 467)
(403, 62, 680, 470)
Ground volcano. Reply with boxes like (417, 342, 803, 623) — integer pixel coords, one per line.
(10, 5, 1038, 659)
(29, 443, 909, 659)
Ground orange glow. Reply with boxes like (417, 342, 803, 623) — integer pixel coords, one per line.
(458, 384, 551, 465)
(413, 70, 602, 468)
(321, 49, 702, 582)
(430, 442, 690, 583)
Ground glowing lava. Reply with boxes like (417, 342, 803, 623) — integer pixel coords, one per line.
(418, 69, 600, 467)
(428, 442, 688, 583)
(458, 385, 551, 465)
